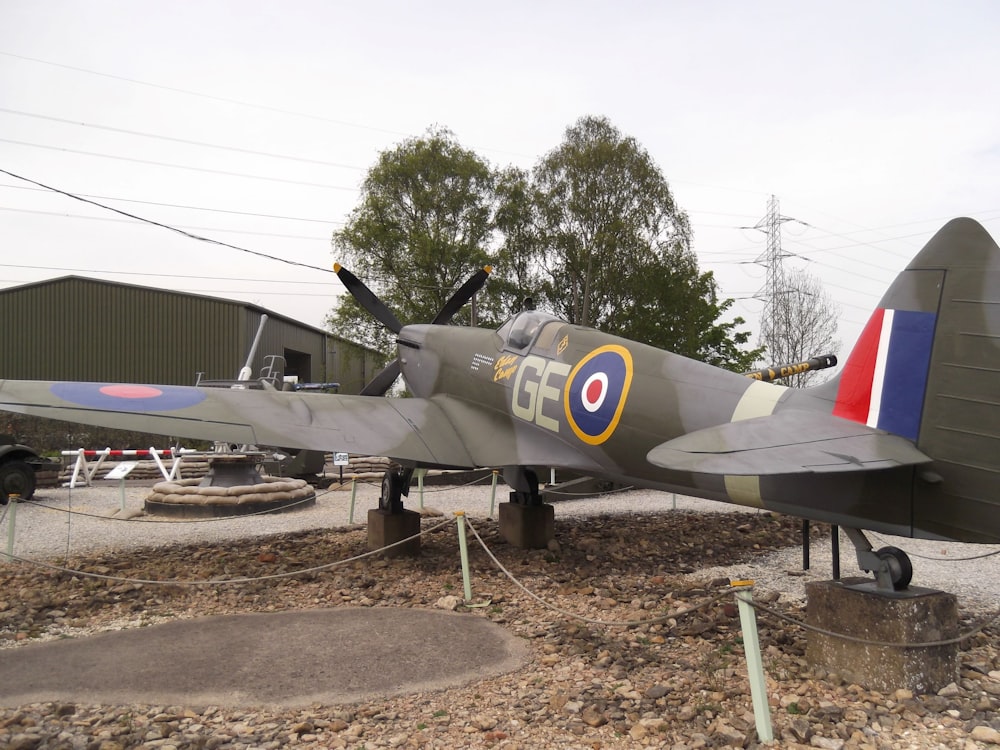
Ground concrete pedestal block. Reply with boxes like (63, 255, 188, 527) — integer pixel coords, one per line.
(499, 502, 554, 549)
(367, 508, 421, 557)
(805, 578, 958, 693)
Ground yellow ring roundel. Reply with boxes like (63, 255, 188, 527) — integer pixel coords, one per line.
(563, 344, 634, 445)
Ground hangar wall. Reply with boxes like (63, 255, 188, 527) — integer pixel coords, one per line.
(0, 276, 381, 392)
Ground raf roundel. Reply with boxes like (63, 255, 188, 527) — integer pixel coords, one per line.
(51, 382, 207, 411)
(563, 345, 634, 445)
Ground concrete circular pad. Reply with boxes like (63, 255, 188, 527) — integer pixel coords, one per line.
(0, 608, 529, 708)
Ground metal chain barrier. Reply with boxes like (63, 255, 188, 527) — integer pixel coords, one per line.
(411, 473, 495, 493)
(22, 489, 329, 523)
(747, 596, 1000, 648)
(867, 530, 1000, 562)
(4, 516, 456, 587)
(540, 484, 636, 498)
(462, 517, 999, 649)
(8, 482, 999, 649)
(464, 517, 730, 628)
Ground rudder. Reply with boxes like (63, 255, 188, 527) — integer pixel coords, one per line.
(817, 218, 1000, 540)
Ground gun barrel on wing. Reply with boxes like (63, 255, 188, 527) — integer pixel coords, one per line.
(744, 354, 837, 382)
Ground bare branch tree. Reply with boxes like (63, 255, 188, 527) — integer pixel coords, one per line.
(761, 267, 840, 387)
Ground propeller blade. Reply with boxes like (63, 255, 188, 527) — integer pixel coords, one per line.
(431, 266, 492, 325)
(334, 263, 403, 334)
(336, 264, 490, 397)
(360, 359, 402, 396)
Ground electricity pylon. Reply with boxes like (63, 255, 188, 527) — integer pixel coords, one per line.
(753, 195, 794, 355)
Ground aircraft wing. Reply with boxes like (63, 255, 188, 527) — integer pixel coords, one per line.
(647, 409, 931, 475)
(0, 380, 476, 468)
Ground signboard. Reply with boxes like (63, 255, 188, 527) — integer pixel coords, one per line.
(333, 452, 350, 467)
(104, 461, 138, 480)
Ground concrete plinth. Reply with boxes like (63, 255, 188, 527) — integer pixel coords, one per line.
(498, 502, 555, 549)
(805, 579, 958, 693)
(367, 509, 421, 557)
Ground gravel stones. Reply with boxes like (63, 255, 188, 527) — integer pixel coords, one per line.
(0, 483, 996, 748)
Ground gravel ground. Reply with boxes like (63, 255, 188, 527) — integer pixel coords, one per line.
(0, 475, 997, 749)
(10, 477, 1000, 613)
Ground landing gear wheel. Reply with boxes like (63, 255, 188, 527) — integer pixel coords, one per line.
(0, 460, 35, 502)
(875, 546, 913, 591)
(379, 469, 408, 514)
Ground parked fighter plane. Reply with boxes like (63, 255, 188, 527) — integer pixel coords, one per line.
(1, 218, 998, 591)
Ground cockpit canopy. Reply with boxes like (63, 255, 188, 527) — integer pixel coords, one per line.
(496, 311, 564, 351)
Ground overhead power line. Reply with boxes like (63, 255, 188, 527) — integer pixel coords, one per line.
(0, 170, 495, 295)
(783, 237, 900, 275)
(0, 183, 343, 224)
(0, 107, 366, 171)
(0, 206, 331, 241)
(0, 138, 360, 191)
(0, 168, 337, 275)
(0, 262, 337, 285)
(0, 50, 535, 162)
(0, 50, 413, 139)
(0, 279, 340, 298)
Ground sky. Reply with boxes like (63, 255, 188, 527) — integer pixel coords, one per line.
(2, 1, 1000, 367)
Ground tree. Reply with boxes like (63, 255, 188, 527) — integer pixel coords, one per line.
(532, 115, 760, 370)
(327, 116, 762, 375)
(615, 256, 763, 371)
(760, 267, 841, 387)
(489, 166, 548, 316)
(534, 116, 692, 328)
(326, 127, 498, 355)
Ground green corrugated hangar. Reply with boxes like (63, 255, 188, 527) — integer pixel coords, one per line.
(0, 276, 383, 393)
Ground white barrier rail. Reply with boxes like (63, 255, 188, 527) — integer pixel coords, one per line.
(61, 448, 199, 488)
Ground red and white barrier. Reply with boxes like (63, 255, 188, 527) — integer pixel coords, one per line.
(61, 447, 197, 488)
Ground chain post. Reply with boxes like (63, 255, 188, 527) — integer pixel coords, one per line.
(731, 579, 773, 743)
(5, 494, 19, 562)
(489, 470, 499, 519)
(455, 511, 473, 601)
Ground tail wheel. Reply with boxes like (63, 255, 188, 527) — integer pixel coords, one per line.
(0, 460, 36, 502)
(875, 546, 913, 591)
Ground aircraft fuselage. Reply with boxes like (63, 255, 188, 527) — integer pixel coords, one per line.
(399, 314, 996, 544)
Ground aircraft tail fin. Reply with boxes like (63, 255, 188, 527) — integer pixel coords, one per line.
(817, 218, 1000, 467)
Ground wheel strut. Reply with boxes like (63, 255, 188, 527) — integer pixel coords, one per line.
(503, 467, 543, 506)
(842, 527, 913, 591)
